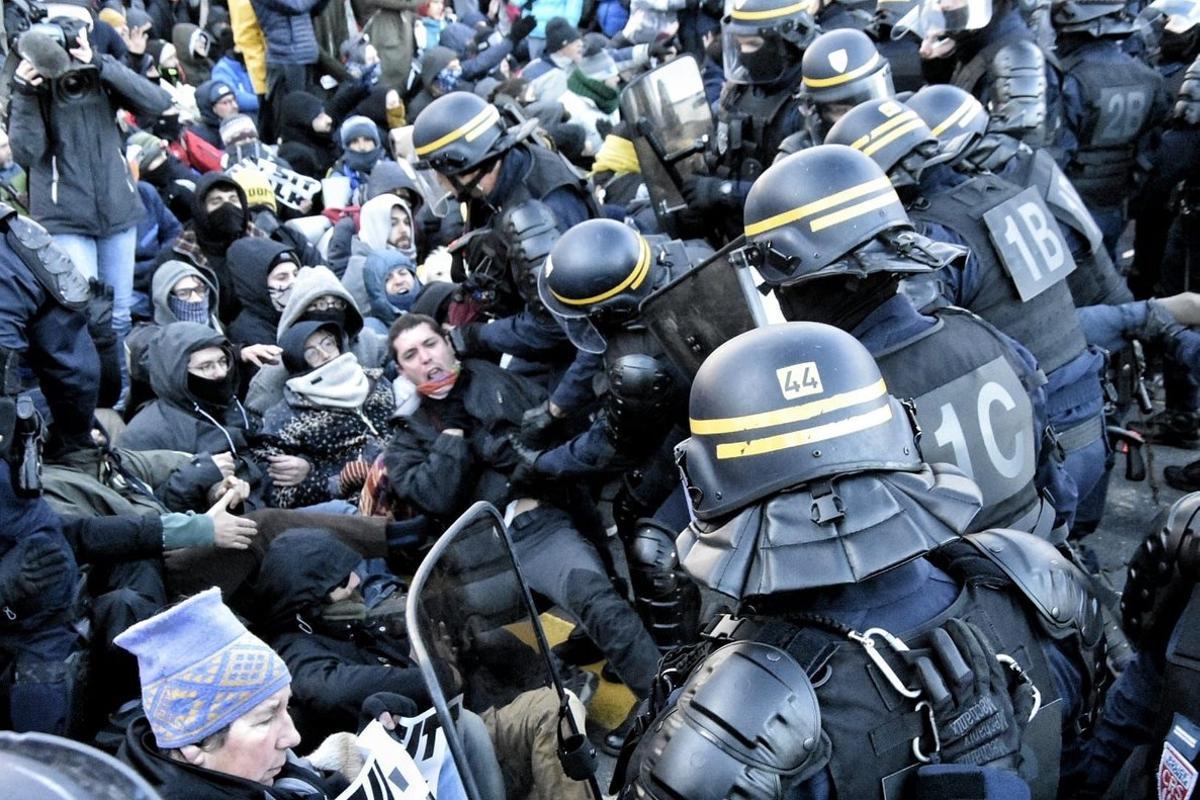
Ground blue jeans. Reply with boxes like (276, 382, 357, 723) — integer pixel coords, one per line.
(53, 226, 137, 342)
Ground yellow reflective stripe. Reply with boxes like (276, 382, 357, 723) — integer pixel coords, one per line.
(930, 96, 981, 138)
(802, 52, 881, 88)
(730, 0, 813, 20)
(550, 236, 651, 307)
(809, 191, 902, 232)
(715, 404, 894, 459)
(848, 109, 921, 151)
(744, 176, 894, 237)
(414, 106, 500, 157)
(691, 378, 887, 435)
(859, 118, 927, 158)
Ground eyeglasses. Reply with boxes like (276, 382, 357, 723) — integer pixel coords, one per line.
(304, 334, 341, 362)
(173, 283, 209, 301)
(308, 296, 347, 312)
(189, 355, 230, 377)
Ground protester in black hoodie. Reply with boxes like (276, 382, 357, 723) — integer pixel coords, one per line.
(276, 92, 336, 179)
(228, 239, 300, 349)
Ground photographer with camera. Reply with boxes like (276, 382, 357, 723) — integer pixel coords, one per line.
(8, 15, 172, 390)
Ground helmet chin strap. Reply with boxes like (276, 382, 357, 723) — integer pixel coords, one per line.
(448, 156, 501, 202)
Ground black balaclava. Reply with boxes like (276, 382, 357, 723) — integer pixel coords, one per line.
(192, 174, 249, 251)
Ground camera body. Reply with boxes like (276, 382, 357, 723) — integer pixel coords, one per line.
(18, 17, 101, 103)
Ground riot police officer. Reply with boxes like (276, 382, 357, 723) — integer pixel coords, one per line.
(1054, 0, 1169, 256)
(826, 98, 1106, 527)
(531, 219, 705, 652)
(680, 0, 818, 238)
(616, 321, 1101, 799)
(742, 144, 1058, 536)
(777, 28, 898, 157)
(0, 202, 93, 735)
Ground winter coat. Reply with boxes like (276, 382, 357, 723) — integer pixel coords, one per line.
(8, 55, 172, 237)
(253, 365, 394, 508)
(172, 23, 214, 84)
(249, 0, 324, 66)
(134, 182, 183, 286)
(149, 259, 223, 328)
(120, 715, 342, 800)
(384, 359, 545, 523)
(211, 55, 261, 113)
(559, 86, 620, 155)
(120, 323, 259, 464)
(250, 530, 426, 739)
(276, 92, 336, 178)
(228, 0, 270, 95)
(228, 238, 294, 347)
(43, 447, 219, 519)
(245, 265, 390, 417)
(363, 0, 422, 92)
(529, 0, 584, 37)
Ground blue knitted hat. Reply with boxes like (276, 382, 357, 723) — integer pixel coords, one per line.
(114, 588, 291, 749)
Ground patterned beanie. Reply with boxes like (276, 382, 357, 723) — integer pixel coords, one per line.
(114, 588, 291, 749)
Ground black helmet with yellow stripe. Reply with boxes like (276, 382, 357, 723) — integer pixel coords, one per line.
(538, 219, 663, 353)
(802, 29, 894, 109)
(412, 92, 511, 177)
(743, 144, 936, 286)
(825, 98, 941, 186)
(723, 0, 819, 85)
(677, 321, 922, 521)
(905, 84, 988, 151)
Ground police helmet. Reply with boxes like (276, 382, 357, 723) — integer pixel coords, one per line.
(677, 321, 922, 520)
(723, 0, 819, 85)
(802, 29, 896, 112)
(824, 98, 939, 181)
(1176, 55, 1200, 123)
(0, 732, 163, 800)
(538, 219, 663, 353)
(743, 144, 923, 286)
(1051, 0, 1136, 34)
(905, 84, 988, 162)
(875, 0, 920, 28)
(412, 92, 512, 176)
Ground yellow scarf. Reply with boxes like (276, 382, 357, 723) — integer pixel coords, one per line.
(590, 135, 641, 176)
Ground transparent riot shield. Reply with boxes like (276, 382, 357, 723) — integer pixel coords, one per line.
(639, 237, 768, 378)
(619, 55, 714, 236)
(406, 502, 601, 800)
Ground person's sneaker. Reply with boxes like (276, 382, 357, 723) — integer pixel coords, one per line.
(1165, 458, 1200, 491)
(552, 629, 605, 666)
(560, 667, 600, 707)
(1130, 409, 1200, 448)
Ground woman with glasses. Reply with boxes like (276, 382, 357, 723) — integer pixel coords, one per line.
(252, 321, 395, 509)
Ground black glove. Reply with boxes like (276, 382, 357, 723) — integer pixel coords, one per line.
(519, 400, 565, 449)
(681, 175, 736, 210)
(358, 691, 419, 733)
(648, 35, 677, 60)
(86, 279, 116, 348)
(508, 436, 544, 488)
(612, 475, 650, 540)
(905, 619, 1033, 769)
(449, 323, 486, 358)
(508, 15, 537, 43)
(0, 535, 71, 613)
(434, 401, 474, 435)
(595, 118, 614, 140)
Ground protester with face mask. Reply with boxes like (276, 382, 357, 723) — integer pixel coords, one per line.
(228, 239, 301, 349)
(173, 22, 214, 83)
(275, 92, 336, 179)
(135, 137, 197, 224)
(333, 116, 388, 205)
(254, 321, 395, 509)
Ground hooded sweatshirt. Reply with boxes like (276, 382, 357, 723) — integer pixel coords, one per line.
(227, 238, 296, 347)
(244, 266, 389, 418)
(249, 530, 425, 741)
(172, 23, 213, 84)
(277, 92, 335, 179)
(174, 172, 253, 323)
(121, 322, 256, 460)
(151, 260, 222, 328)
(341, 194, 418, 315)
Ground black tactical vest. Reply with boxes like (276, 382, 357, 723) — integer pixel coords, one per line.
(732, 563, 1064, 799)
(1161, 589, 1200, 736)
(873, 308, 1041, 532)
(909, 174, 1088, 373)
(715, 82, 799, 182)
(502, 143, 600, 215)
(1004, 147, 1134, 307)
(1060, 44, 1163, 206)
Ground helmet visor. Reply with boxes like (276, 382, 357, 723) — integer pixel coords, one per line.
(894, 0, 993, 38)
(812, 64, 896, 115)
(1151, 0, 1200, 31)
(723, 27, 790, 84)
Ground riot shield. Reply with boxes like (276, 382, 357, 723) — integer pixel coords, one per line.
(639, 237, 768, 378)
(406, 502, 600, 800)
(619, 55, 714, 236)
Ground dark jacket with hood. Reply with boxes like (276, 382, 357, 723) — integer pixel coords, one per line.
(250, 530, 426, 741)
(277, 92, 336, 179)
(121, 323, 260, 475)
(173, 23, 214, 84)
(120, 715, 342, 800)
(228, 238, 295, 347)
(384, 359, 546, 523)
(188, 79, 229, 148)
(164, 172, 259, 322)
(8, 51, 172, 237)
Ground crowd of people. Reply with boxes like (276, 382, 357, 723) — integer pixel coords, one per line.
(3, 0, 1200, 795)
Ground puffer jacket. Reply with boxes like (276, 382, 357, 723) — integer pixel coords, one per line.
(9, 54, 172, 237)
(249, 0, 325, 66)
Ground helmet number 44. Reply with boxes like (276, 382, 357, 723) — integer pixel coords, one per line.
(778, 362, 824, 400)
